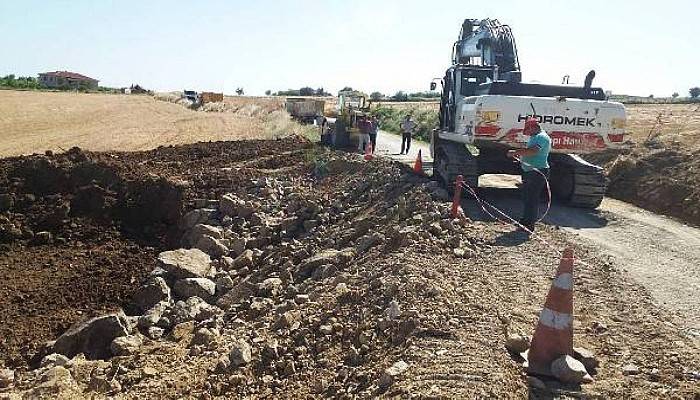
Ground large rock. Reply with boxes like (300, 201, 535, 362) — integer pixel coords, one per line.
(505, 334, 530, 354)
(0, 368, 14, 388)
(133, 277, 171, 312)
(181, 208, 216, 230)
(110, 335, 143, 356)
(220, 194, 255, 218)
(28, 366, 81, 397)
(551, 355, 592, 384)
(174, 278, 216, 300)
(229, 237, 247, 257)
(138, 301, 170, 329)
(232, 249, 254, 270)
(194, 235, 229, 258)
(215, 274, 236, 295)
(189, 224, 223, 242)
(229, 340, 252, 367)
(258, 277, 283, 297)
(170, 296, 223, 324)
(157, 248, 213, 279)
(295, 248, 355, 280)
(40, 353, 71, 369)
(216, 279, 257, 310)
(53, 312, 129, 359)
(378, 360, 409, 392)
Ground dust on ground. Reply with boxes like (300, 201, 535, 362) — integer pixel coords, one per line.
(1, 139, 697, 399)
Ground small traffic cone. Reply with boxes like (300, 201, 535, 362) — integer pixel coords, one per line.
(413, 149, 423, 174)
(364, 142, 373, 161)
(527, 248, 575, 376)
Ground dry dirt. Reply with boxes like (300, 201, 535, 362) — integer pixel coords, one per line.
(0, 91, 302, 157)
(1, 139, 698, 399)
(585, 103, 700, 226)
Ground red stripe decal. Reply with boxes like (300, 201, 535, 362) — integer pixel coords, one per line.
(475, 124, 500, 136)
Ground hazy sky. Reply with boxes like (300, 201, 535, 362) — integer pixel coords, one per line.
(2, 0, 698, 96)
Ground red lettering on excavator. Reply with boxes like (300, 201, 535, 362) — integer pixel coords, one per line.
(550, 131, 605, 150)
(475, 124, 500, 136)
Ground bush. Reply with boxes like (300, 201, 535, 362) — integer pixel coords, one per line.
(370, 91, 384, 101)
(371, 106, 438, 142)
(0, 75, 42, 90)
(391, 91, 408, 101)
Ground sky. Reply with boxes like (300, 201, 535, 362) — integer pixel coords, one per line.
(1, 0, 698, 97)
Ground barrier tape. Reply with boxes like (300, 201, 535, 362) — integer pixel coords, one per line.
(456, 179, 600, 270)
(515, 157, 552, 224)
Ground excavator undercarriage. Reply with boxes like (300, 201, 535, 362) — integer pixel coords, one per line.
(432, 136, 608, 208)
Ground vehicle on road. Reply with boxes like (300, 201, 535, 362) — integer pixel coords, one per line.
(430, 18, 627, 208)
(285, 97, 325, 123)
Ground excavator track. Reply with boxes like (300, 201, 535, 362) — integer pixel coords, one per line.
(433, 136, 479, 192)
(550, 154, 607, 208)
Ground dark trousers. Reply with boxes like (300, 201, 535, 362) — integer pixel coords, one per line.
(520, 168, 550, 230)
(369, 133, 377, 153)
(401, 132, 411, 154)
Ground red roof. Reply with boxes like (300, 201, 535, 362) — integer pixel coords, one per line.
(39, 71, 98, 81)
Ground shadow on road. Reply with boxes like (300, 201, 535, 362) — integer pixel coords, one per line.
(461, 186, 610, 231)
(492, 230, 531, 247)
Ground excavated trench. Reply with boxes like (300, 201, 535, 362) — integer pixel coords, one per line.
(0, 138, 313, 369)
(0, 148, 187, 368)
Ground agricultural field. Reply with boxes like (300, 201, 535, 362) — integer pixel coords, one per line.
(623, 103, 700, 150)
(0, 91, 306, 157)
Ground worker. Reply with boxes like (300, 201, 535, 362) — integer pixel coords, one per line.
(369, 116, 379, 154)
(507, 117, 551, 234)
(357, 116, 371, 152)
(318, 116, 329, 145)
(399, 114, 416, 155)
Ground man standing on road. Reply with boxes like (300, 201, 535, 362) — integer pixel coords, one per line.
(400, 114, 416, 155)
(369, 115, 379, 154)
(357, 116, 371, 152)
(507, 117, 551, 234)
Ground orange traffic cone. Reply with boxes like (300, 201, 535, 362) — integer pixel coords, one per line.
(527, 248, 575, 376)
(413, 149, 423, 174)
(364, 142, 373, 161)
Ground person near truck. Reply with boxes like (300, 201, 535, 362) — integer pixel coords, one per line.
(399, 114, 416, 155)
(369, 116, 379, 154)
(357, 116, 372, 152)
(507, 117, 551, 234)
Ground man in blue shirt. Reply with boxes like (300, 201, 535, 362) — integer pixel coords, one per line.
(507, 117, 551, 233)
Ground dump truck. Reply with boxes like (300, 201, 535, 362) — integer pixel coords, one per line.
(285, 98, 325, 123)
(431, 18, 626, 208)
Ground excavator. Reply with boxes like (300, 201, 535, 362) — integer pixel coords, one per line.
(430, 18, 626, 208)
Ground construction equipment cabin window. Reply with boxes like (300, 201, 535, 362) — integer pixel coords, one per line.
(460, 70, 492, 97)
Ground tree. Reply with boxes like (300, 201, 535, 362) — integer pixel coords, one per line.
(265, 90, 271, 96)
(690, 87, 700, 99)
(315, 87, 328, 96)
(648, 94, 654, 99)
(338, 86, 353, 95)
(299, 87, 315, 96)
(235, 87, 244, 95)
(391, 91, 408, 101)
(370, 92, 384, 101)
(671, 92, 679, 99)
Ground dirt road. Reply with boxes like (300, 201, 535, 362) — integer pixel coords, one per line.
(377, 131, 700, 337)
